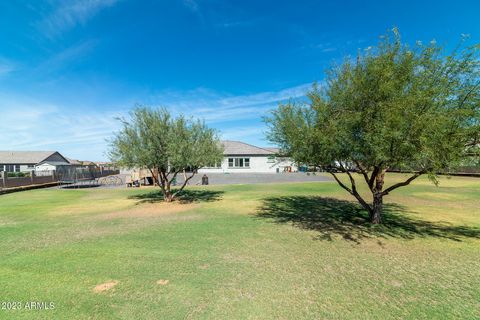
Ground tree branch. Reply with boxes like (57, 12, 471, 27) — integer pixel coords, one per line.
(382, 171, 424, 196)
(368, 166, 380, 190)
(330, 164, 373, 214)
(166, 168, 183, 191)
(353, 160, 371, 190)
(457, 81, 480, 109)
(328, 171, 353, 194)
(149, 167, 166, 194)
(172, 171, 197, 199)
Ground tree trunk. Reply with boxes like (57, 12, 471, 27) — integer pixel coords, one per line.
(164, 181, 174, 202)
(164, 191, 174, 202)
(370, 169, 386, 224)
(371, 192, 382, 224)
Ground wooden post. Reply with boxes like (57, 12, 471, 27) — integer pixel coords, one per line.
(2, 171, 7, 188)
(0, 172, 5, 188)
(30, 170, 35, 185)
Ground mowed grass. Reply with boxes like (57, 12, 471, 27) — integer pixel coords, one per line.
(0, 174, 479, 319)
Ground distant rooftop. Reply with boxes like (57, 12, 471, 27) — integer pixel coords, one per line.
(66, 157, 82, 165)
(221, 141, 277, 156)
(0, 151, 59, 164)
(262, 147, 280, 153)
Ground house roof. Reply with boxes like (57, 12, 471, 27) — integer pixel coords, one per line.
(37, 161, 72, 166)
(0, 151, 62, 164)
(262, 147, 280, 154)
(221, 141, 276, 156)
(66, 158, 97, 166)
(66, 158, 82, 165)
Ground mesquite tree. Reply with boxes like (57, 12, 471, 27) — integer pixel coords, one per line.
(265, 29, 479, 223)
(110, 107, 224, 202)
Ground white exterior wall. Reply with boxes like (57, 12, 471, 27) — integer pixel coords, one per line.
(20, 165, 35, 172)
(199, 156, 297, 174)
(35, 163, 57, 172)
(0, 164, 35, 173)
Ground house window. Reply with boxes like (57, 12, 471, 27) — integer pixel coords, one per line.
(235, 158, 243, 167)
(27, 164, 35, 169)
(15, 165, 20, 172)
(205, 162, 221, 168)
(228, 157, 250, 168)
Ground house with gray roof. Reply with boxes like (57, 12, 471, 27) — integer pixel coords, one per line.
(198, 140, 296, 173)
(0, 151, 70, 173)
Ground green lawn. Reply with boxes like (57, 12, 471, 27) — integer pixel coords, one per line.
(0, 174, 479, 319)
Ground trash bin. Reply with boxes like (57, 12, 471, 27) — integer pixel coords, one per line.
(201, 174, 209, 185)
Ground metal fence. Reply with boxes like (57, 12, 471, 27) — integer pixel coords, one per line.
(0, 168, 120, 190)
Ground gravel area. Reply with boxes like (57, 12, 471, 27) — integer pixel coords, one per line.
(57, 172, 332, 189)
(185, 172, 332, 185)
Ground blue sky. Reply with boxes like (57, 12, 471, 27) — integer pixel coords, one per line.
(0, 0, 479, 161)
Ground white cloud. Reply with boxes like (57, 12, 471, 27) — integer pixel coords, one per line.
(0, 83, 310, 160)
(0, 93, 124, 161)
(321, 47, 337, 53)
(0, 58, 15, 76)
(150, 83, 310, 123)
(182, 0, 205, 23)
(34, 39, 97, 73)
(40, 0, 119, 37)
(183, 0, 199, 12)
(221, 126, 266, 141)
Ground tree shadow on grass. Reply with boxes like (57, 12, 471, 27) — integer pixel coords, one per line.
(130, 189, 224, 204)
(256, 196, 480, 243)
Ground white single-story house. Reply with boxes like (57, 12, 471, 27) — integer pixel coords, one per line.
(0, 151, 70, 173)
(199, 140, 297, 174)
(34, 161, 72, 172)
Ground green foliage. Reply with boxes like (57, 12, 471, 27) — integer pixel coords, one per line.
(267, 30, 479, 173)
(109, 106, 223, 200)
(6, 172, 28, 178)
(265, 28, 480, 222)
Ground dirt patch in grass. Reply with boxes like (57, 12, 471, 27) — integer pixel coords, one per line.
(52, 199, 136, 217)
(96, 202, 198, 220)
(18, 202, 202, 250)
(0, 218, 16, 227)
(414, 192, 470, 201)
(93, 280, 119, 293)
(157, 279, 169, 285)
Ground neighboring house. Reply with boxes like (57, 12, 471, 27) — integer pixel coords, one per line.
(66, 158, 83, 167)
(66, 158, 98, 169)
(0, 151, 70, 173)
(199, 140, 297, 173)
(96, 162, 117, 171)
(35, 161, 71, 172)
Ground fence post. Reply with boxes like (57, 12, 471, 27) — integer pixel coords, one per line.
(2, 171, 7, 188)
(30, 170, 35, 185)
(0, 171, 7, 188)
(52, 170, 57, 182)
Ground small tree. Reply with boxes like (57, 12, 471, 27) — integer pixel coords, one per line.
(265, 29, 479, 223)
(110, 106, 224, 202)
